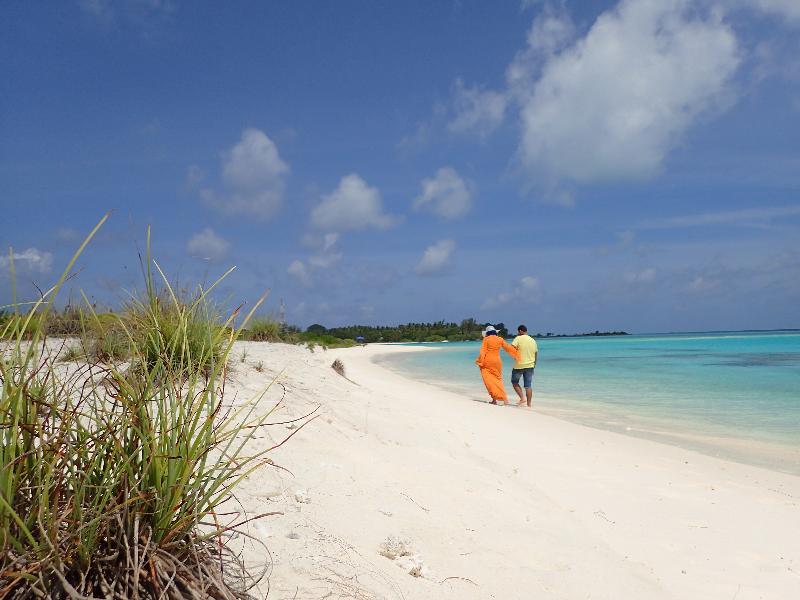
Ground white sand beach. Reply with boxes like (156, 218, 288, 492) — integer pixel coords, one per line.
(228, 342, 800, 600)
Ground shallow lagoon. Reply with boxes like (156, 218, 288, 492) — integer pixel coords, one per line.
(376, 331, 800, 474)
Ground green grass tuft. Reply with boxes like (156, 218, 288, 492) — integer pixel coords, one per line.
(0, 219, 298, 598)
(244, 317, 283, 342)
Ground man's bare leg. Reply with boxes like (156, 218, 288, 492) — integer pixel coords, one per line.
(526, 387, 533, 407)
(513, 383, 525, 406)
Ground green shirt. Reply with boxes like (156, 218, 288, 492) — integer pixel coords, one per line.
(512, 335, 538, 369)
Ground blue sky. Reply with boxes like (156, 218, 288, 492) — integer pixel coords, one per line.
(2, 0, 799, 333)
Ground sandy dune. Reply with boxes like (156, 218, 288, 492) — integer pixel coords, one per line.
(227, 342, 800, 600)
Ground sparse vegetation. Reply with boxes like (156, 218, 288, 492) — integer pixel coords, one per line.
(239, 318, 357, 349)
(331, 358, 346, 377)
(0, 218, 299, 598)
(244, 317, 282, 342)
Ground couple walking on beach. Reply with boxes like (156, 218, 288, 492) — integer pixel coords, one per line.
(475, 324, 538, 407)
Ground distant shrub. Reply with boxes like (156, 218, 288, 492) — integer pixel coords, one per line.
(299, 333, 356, 349)
(424, 335, 446, 342)
(245, 318, 283, 342)
(0, 311, 45, 340)
(46, 305, 86, 336)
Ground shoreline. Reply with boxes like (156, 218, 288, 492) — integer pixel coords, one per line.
(372, 342, 800, 477)
(227, 341, 800, 599)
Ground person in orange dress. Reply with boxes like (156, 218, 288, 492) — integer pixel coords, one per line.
(475, 325, 520, 405)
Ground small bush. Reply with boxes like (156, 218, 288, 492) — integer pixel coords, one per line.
(46, 305, 86, 336)
(245, 318, 282, 342)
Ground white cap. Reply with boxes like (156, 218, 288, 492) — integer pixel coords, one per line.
(482, 325, 496, 337)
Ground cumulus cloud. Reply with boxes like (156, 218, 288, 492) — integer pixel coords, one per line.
(0, 248, 53, 274)
(413, 167, 475, 220)
(515, 0, 740, 187)
(448, 78, 508, 137)
(310, 174, 399, 232)
(482, 275, 540, 309)
(199, 129, 289, 220)
(288, 259, 312, 287)
(415, 239, 456, 276)
(186, 228, 230, 261)
(508, 6, 576, 98)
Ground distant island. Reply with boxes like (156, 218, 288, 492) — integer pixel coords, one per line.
(304, 319, 628, 343)
(540, 330, 630, 338)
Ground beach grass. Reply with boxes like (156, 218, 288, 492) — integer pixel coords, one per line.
(0, 219, 294, 598)
(244, 317, 284, 342)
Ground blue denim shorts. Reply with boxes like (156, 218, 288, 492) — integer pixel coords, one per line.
(511, 367, 534, 388)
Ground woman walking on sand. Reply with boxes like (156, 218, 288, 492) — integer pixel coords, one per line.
(475, 325, 519, 405)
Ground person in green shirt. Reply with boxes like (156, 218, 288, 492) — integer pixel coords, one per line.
(511, 324, 538, 407)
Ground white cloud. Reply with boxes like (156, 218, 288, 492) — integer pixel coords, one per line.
(515, 0, 740, 186)
(79, 0, 177, 33)
(308, 253, 342, 269)
(624, 267, 656, 283)
(482, 275, 540, 309)
(186, 228, 230, 261)
(448, 78, 507, 137)
(508, 7, 576, 99)
(0, 248, 53, 274)
(79, 0, 114, 22)
(310, 174, 399, 232)
(413, 167, 474, 220)
(288, 260, 312, 287)
(199, 129, 289, 220)
(637, 205, 800, 229)
(687, 275, 719, 293)
(525, 7, 576, 55)
(308, 233, 343, 268)
(739, 0, 800, 22)
(415, 239, 456, 276)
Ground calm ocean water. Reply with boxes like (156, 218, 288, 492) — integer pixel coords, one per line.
(374, 331, 800, 474)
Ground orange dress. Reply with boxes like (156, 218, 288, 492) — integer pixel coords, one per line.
(475, 335, 520, 402)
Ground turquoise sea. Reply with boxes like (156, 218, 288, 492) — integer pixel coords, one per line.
(374, 331, 800, 475)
